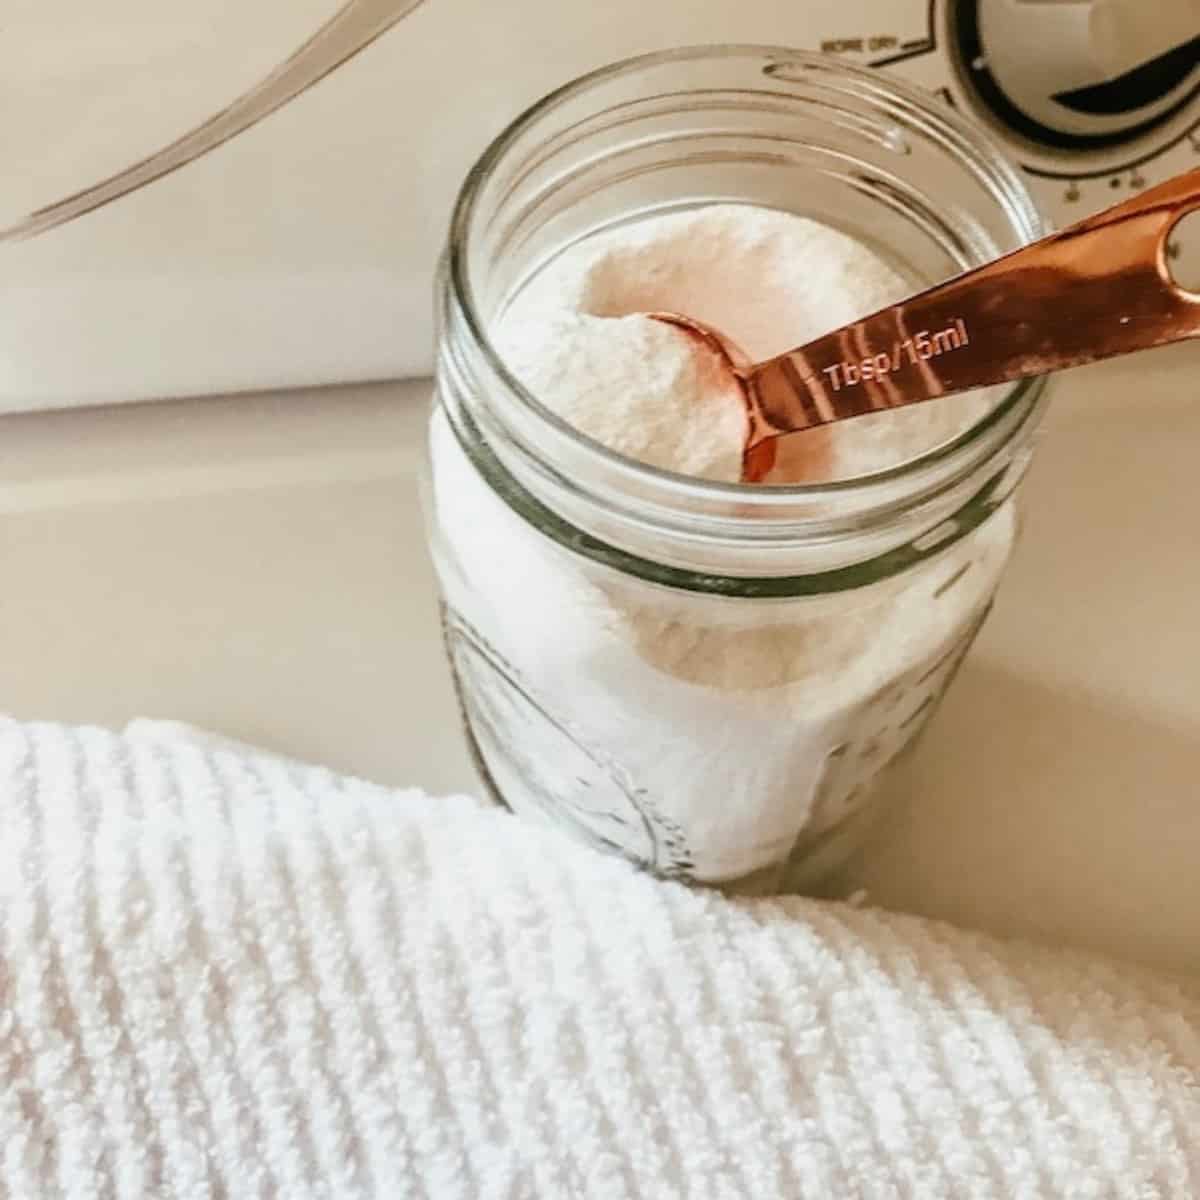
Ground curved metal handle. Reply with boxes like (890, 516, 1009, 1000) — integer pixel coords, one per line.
(2, 0, 426, 243)
(746, 167, 1200, 449)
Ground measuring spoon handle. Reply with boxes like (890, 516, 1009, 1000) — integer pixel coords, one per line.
(747, 167, 1200, 437)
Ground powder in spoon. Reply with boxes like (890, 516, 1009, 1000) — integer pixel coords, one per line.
(498, 311, 747, 480)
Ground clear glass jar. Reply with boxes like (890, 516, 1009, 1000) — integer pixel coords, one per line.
(425, 45, 1048, 893)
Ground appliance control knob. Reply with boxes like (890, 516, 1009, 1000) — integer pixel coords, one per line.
(952, 0, 1199, 149)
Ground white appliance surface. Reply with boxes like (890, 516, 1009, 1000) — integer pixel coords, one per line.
(3, 357, 1198, 977)
(3, 0, 1198, 407)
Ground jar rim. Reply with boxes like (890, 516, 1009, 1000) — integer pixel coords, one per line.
(446, 43, 1049, 507)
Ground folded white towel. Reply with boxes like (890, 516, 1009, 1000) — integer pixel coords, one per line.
(1, 716, 1197, 1199)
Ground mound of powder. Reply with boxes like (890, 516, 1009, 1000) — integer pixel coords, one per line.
(499, 312, 746, 480)
(496, 204, 992, 483)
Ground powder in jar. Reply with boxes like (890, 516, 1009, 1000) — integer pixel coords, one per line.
(497, 204, 991, 483)
(431, 204, 1013, 884)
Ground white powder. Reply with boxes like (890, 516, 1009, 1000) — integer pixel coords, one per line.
(499, 312, 747, 481)
(431, 204, 1016, 886)
(499, 204, 993, 483)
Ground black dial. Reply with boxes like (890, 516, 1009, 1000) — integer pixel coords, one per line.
(951, 0, 1200, 151)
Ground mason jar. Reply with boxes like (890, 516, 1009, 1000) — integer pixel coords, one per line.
(425, 45, 1048, 893)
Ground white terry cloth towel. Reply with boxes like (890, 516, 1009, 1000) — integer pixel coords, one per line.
(1, 716, 1198, 1200)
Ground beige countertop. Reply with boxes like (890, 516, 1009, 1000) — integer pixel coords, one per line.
(3, 354, 1197, 976)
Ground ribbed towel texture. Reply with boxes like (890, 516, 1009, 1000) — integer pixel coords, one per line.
(1, 715, 1198, 1199)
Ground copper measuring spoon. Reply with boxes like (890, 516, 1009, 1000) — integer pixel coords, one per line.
(654, 168, 1200, 483)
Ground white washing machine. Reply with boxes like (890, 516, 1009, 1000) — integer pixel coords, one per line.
(1, 1, 1198, 973)
(3, 0, 1196, 405)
